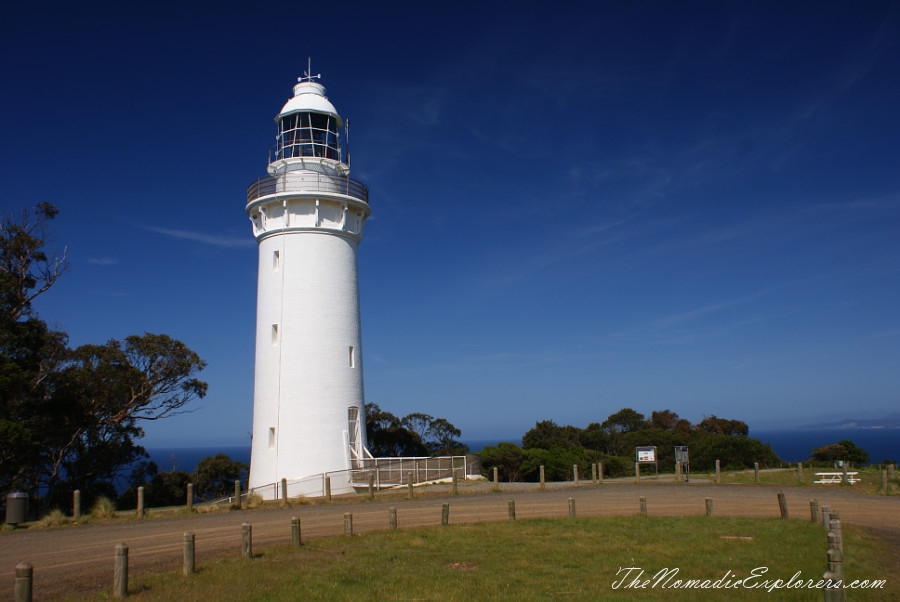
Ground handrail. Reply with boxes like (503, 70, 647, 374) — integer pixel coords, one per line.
(247, 172, 368, 205)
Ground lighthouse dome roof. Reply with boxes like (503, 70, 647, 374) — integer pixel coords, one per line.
(277, 81, 342, 126)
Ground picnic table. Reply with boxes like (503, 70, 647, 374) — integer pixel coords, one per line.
(814, 471, 860, 484)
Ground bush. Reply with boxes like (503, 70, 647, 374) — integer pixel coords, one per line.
(90, 496, 117, 519)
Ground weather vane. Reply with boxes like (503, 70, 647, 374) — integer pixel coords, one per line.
(298, 57, 321, 83)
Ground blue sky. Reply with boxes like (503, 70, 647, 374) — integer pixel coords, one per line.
(3, 2, 899, 446)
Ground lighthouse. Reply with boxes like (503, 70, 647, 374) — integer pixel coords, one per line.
(246, 70, 371, 498)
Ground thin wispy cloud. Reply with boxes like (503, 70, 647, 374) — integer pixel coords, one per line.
(147, 227, 255, 248)
(87, 257, 117, 265)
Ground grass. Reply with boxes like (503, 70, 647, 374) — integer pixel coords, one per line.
(716, 466, 900, 495)
(62, 516, 897, 601)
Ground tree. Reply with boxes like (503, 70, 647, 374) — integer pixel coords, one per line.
(697, 415, 748, 437)
(810, 440, 870, 466)
(365, 403, 468, 457)
(522, 420, 581, 450)
(478, 442, 525, 482)
(364, 403, 427, 457)
(193, 453, 248, 501)
(0, 204, 207, 510)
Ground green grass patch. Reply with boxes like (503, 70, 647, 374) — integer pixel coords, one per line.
(718, 466, 900, 496)
(67, 516, 896, 601)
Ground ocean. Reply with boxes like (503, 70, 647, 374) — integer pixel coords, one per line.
(142, 428, 897, 477)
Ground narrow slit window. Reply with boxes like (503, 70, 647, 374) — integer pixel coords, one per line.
(349, 346, 355, 368)
(268, 427, 275, 449)
(273, 250, 280, 270)
(272, 324, 279, 345)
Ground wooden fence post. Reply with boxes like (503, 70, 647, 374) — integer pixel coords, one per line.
(234, 480, 242, 509)
(568, 497, 576, 518)
(114, 543, 128, 598)
(539, 465, 546, 490)
(591, 463, 597, 484)
(183, 532, 195, 576)
(452, 469, 458, 496)
(137, 486, 145, 519)
(389, 507, 398, 530)
(325, 476, 332, 502)
(705, 497, 713, 517)
(829, 516, 843, 553)
(441, 503, 450, 526)
(635, 463, 640, 483)
(820, 504, 831, 529)
(810, 499, 819, 523)
(823, 544, 845, 602)
(715, 460, 721, 483)
(493, 467, 499, 491)
(754, 462, 759, 483)
(281, 478, 288, 505)
(186, 483, 193, 513)
(640, 497, 648, 516)
(15, 563, 32, 602)
(291, 516, 302, 547)
(777, 492, 789, 519)
(344, 513, 353, 536)
(797, 462, 803, 482)
(241, 523, 252, 559)
(573, 465, 579, 487)
(841, 463, 848, 485)
(598, 462, 604, 483)
(407, 473, 414, 499)
(368, 473, 376, 500)
(508, 499, 516, 520)
(73, 490, 81, 521)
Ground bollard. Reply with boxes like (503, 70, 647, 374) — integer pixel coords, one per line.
(15, 563, 32, 602)
(810, 499, 819, 523)
(823, 545, 845, 602)
(841, 463, 848, 486)
(598, 461, 604, 483)
(407, 473, 414, 499)
(137, 486, 145, 519)
(389, 507, 398, 530)
(73, 490, 81, 521)
(114, 543, 128, 598)
(234, 480, 242, 509)
(241, 522, 252, 559)
(777, 492, 789, 519)
(508, 499, 516, 520)
(705, 497, 713, 517)
(344, 513, 353, 536)
(368, 473, 376, 500)
(797, 462, 803, 482)
(675, 461, 682, 481)
(325, 476, 332, 502)
(573, 464, 579, 487)
(183, 532, 195, 576)
(829, 517, 843, 553)
(640, 497, 647, 516)
(282, 478, 288, 504)
(441, 503, 450, 526)
(539, 465, 546, 490)
(715, 459, 721, 483)
(493, 467, 499, 491)
(291, 516, 301, 547)
(754, 461, 759, 483)
(186, 483, 193, 513)
(820, 504, 831, 529)
(568, 497, 576, 518)
(452, 469, 458, 496)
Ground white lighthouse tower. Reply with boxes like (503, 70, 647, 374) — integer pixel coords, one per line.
(246, 70, 371, 498)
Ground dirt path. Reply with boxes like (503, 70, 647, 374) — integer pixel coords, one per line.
(2, 481, 898, 600)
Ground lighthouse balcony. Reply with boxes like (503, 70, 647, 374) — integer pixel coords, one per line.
(247, 172, 368, 205)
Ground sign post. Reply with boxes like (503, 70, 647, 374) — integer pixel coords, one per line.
(635, 446, 659, 479)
